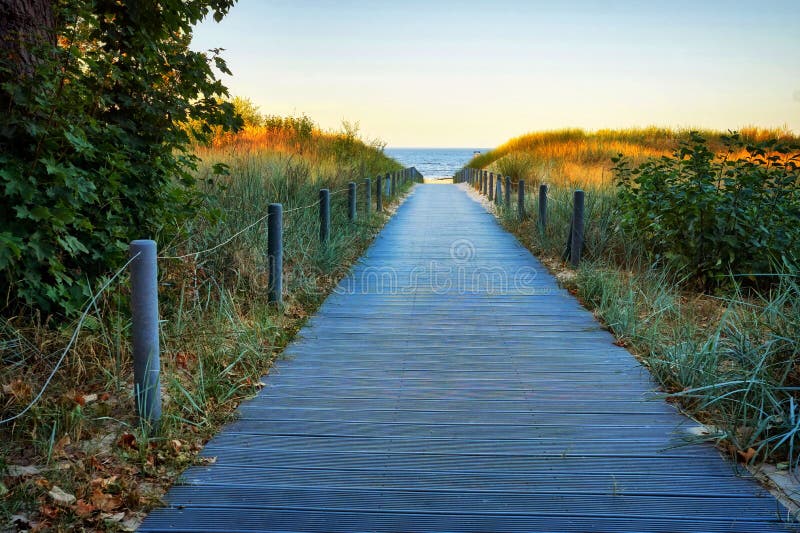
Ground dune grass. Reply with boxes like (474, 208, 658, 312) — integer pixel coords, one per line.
(473, 127, 800, 470)
(472, 126, 798, 187)
(0, 119, 408, 531)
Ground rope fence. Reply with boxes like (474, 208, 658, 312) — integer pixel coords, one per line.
(455, 166, 586, 268)
(1, 167, 423, 431)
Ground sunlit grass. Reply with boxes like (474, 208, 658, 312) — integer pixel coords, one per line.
(472, 126, 798, 186)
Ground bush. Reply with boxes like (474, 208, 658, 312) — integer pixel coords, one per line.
(613, 132, 800, 288)
(0, 1, 240, 314)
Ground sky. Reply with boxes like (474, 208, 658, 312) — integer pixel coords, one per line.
(191, 0, 800, 148)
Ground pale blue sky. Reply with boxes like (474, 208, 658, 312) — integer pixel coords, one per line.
(192, 1, 800, 147)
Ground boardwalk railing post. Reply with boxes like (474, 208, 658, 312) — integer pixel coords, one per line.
(130, 239, 161, 432)
(538, 183, 548, 229)
(348, 181, 357, 222)
(391, 173, 397, 196)
(505, 176, 511, 207)
(385, 173, 391, 197)
(365, 178, 372, 216)
(267, 203, 283, 305)
(570, 190, 585, 267)
(518, 179, 525, 220)
(377, 175, 383, 212)
(495, 177, 501, 205)
(488, 172, 494, 201)
(320, 188, 330, 245)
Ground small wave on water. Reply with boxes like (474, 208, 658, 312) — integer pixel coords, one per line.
(385, 148, 489, 180)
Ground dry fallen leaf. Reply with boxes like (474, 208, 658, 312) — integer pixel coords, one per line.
(737, 447, 757, 463)
(169, 439, 182, 453)
(48, 485, 76, 505)
(6, 464, 41, 477)
(100, 511, 126, 523)
(52, 434, 71, 458)
(91, 488, 122, 512)
(3, 379, 32, 401)
(117, 432, 137, 450)
(74, 499, 97, 518)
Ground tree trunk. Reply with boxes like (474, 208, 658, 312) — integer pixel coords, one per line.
(0, 0, 54, 79)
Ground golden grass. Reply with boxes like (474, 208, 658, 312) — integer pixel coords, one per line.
(471, 126, 799, 187)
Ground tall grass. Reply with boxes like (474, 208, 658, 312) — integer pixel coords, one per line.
(475, 127, 800, 469)
(472, 126, 798, 187)
(0, 120, 406, 530)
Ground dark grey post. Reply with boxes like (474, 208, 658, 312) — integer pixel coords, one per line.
(495, 177, 501, 205)
(385, 173, 390, 197)
(130, 239, 161, 431)
(365, 178, 372, 215)
(518, 179, 525, 219)
(505, 176, 511, 206)
(319, 188, 330, 244)
(482, 171, 487, 195)
(391, 173, 396, 196)
(570, 190, 585, 267)
(348, 181, 356, 222)
(376, 175, 383, 211)
(267, 203, 283, 304)
(489, 173, 494, 201)
(538, 183, 548, 229)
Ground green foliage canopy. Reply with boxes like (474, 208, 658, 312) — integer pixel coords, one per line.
(0, 0, 241, 313)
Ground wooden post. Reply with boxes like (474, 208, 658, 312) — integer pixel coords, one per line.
(391, 173, 397, 196)
(495, 177, 501, 205)
(364, 178, 372, 215)
(267, 203, 283, 304)
(319, 189, 330, 245)
(538, 183, 548, 229)
(505, 176, 511, 207)
(348, 181, 356, 222)
(488, 172, 494, 201)
(517, 179, 525, 219)
(570, 190, 585, 267)
(376, 175, 383, 212)
(130, 239, 161, 432)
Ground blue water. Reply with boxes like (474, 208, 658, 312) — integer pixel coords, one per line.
(385, 148, 490, 180)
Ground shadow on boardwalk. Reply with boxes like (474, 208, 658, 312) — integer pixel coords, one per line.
(140, 184, 795, 532)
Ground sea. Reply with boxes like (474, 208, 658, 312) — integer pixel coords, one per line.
(384, 148, 490, 180)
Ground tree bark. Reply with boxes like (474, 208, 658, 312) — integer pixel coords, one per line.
(0, 0, 55, 78)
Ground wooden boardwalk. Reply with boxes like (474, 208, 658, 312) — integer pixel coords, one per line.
(140, 184, 794, 532)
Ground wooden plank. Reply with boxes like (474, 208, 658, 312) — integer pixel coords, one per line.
(139, 184, 795, 532)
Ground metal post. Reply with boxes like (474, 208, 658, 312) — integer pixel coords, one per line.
(365, 178, 372, 216)
(571, 190, 585, 267)
(505, 176, 511, 207)
(130, 240, 161, 432)
(538, 183, 548, 229)
(489, 173, 494, 201)
(319, 188, 330, 244)
(377, 175, 383, 212)
(348, 181, 356, 222)
(267, 203, 283, 304)
(518, 179, 525, 219)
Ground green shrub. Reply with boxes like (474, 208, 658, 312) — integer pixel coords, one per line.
(0, 1, 240, 314)
(613, 132, 800, 288)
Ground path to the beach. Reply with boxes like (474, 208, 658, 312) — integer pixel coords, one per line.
(140, 184, 792, 532)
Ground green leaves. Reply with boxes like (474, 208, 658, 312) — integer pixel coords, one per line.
(0, 0, 239, 314)
(613, 132, 800, 290)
